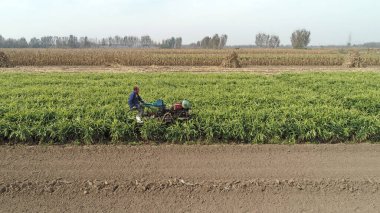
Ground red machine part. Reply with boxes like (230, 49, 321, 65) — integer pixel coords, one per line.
(173, 102, 183, 110)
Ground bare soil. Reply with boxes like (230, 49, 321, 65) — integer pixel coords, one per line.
(1, 65, 380, 74)
(0, 144, 379, 212)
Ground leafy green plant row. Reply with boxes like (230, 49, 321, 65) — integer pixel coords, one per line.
(0, 72, 379, 144)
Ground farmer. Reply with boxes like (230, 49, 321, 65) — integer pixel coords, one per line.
(128, 85, 145, 123)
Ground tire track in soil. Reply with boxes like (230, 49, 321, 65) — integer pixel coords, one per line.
(1, 178, 379, 195)
(1, 144, 380, 212)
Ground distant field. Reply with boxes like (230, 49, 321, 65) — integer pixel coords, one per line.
(1, 71, 379, 144)
(2, 48, 380, 66)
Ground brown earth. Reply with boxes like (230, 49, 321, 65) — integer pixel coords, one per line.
(0, 144, 379, 212)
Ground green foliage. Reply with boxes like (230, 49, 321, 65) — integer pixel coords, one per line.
(0, 72, 379, 144)
(140, 119, 166, 141)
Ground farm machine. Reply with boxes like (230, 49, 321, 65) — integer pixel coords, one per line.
(142, 99, 192, 124)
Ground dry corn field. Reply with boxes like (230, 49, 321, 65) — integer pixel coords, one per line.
(2, 48, 380, 66)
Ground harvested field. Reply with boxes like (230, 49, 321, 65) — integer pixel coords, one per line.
(2, 65, 380, 74)
(1, 48, 380, 66)
(0, 144, 379, 212)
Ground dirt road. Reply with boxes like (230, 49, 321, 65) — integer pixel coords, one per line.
(1, 144, 379, 212)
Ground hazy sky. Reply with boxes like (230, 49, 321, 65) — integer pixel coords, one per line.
(1, 0, 379, 45)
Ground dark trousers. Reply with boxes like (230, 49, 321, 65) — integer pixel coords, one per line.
(131, 105, 144, 117)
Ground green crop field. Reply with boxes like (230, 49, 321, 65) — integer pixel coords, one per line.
(0, 71, 379, 144)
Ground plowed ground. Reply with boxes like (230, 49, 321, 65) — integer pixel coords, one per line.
(1, 144, 379, 212)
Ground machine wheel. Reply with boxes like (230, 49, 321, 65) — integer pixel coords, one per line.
(162, 112, 173, 124)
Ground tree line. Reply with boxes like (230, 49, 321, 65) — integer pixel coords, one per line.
(255, 29, 310, 49)
(0, 34, 227, 49)
(189, 34, 228, 49)
(0, 29, 314, 49)
(160, 37, 182, 49)
(4, 35, 161, 48)
(0, 35, 173, 49)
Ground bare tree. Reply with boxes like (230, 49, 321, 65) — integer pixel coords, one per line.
(108, 37, 113, 47)
(68, 35, 79, 48)
(124, 36, 139, 48)
(41, 36, 54, 48)
(29, 38, 41, 48)
(160, 37, 175, 49)
(18, 38, 28, 48)
(211, 34, 220, 49)
(175, 37, 182, 49)
(291, 29, 311, 49)
(101, 38, 107, 46)
(268, 35, 280, 48)
(141, 35, 153, 48)
(0, 35, 4, 47)
(83, 36, 91, 48)
(114, 36, 122, 46)
(219, 34, 228, 49)
(197, 34, 227, 49)
(200, 36, 211, 48)
(255, 33, 270, 48)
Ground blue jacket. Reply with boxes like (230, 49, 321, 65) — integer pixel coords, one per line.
(128, 91, 143, 109)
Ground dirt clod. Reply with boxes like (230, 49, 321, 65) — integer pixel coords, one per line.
(0, 186, 6, 194)
(45, 186, 54, 193)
